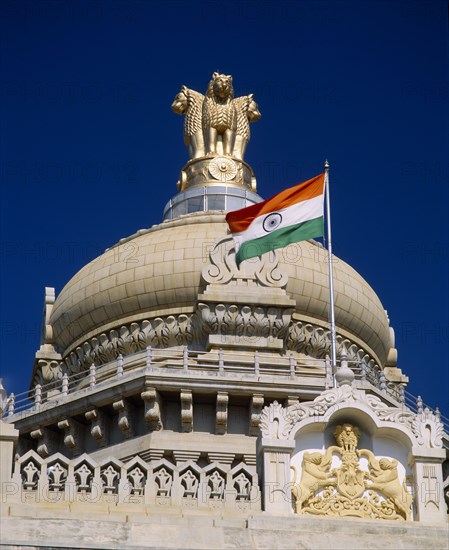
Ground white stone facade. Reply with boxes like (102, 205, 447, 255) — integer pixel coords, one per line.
(1, 205, 448, 548)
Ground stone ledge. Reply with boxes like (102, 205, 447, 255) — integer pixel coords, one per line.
(1, 513, 448, 550)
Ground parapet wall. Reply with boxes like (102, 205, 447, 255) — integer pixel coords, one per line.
(1, 514, 448, 550)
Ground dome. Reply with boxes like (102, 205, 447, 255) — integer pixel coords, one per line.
(50, 211, 391, 367)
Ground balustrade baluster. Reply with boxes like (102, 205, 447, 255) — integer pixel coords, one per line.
(7, 393, 15, 416)
(89, 363, 96, 388)
(218, 348, 224, 375)
(146, 346, 152, 369)
(360, 359, 367, 383)
(61, 374, 68, 396)
(416, 395, 423, 415)
(379, 371, 387, 391)
(289, 354, 295, 379)
(117, 354, 124, 377)
(35, 384, 42, 408)
(183, 346, 189, 370)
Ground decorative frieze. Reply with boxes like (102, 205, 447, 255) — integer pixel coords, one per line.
(62, 314, 197, 376)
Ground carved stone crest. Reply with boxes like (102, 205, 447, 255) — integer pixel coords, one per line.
(291, 423, 413, 520)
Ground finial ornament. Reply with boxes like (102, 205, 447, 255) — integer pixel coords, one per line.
(0, 379, 8, 418)
(171, 72, 261, 192)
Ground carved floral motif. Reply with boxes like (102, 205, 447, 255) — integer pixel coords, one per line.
(197, 303, 291, 340)
(258, 401, 292, 440)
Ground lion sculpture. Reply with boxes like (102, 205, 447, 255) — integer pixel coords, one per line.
(202, 72, 237, 156)
(334, 424, 360, 453)
(233, 94, 261, 160)
(171, 85, 205, 159)
(172, 72, 261, 161)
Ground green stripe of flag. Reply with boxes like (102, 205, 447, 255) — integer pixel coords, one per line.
(235, 216, 324, 266)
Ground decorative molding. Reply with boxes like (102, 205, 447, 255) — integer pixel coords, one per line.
(37, 318, 385, 390)
(58, 317, 382, 383)
(63, 314, 197, 375)
(207, 452, 234, 465)
(286, 320, 375, 365)
(259, 386, 445, 450)
(172, 450, 200, 464)
(198, 302, 292, 343)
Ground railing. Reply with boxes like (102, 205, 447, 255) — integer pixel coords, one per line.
(3, 346, 449, 435)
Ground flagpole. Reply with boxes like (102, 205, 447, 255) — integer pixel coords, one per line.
(324, 160, 337, 386)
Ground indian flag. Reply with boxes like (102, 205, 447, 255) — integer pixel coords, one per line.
(225, 173, 325, 267)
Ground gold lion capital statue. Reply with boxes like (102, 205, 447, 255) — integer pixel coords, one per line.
(171, 72, 261, 161)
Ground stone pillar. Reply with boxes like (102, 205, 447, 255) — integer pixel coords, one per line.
(258, 438, 295, 514)
(410, 448, 447, 522)
(0, 420, 19, 486)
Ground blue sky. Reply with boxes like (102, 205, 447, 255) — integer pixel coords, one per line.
(1, 0, 448, 417)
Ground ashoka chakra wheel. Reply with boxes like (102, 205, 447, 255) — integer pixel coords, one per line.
(209, 157, 238, 182)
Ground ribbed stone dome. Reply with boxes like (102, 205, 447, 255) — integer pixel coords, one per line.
(50, 211, 391, 366)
